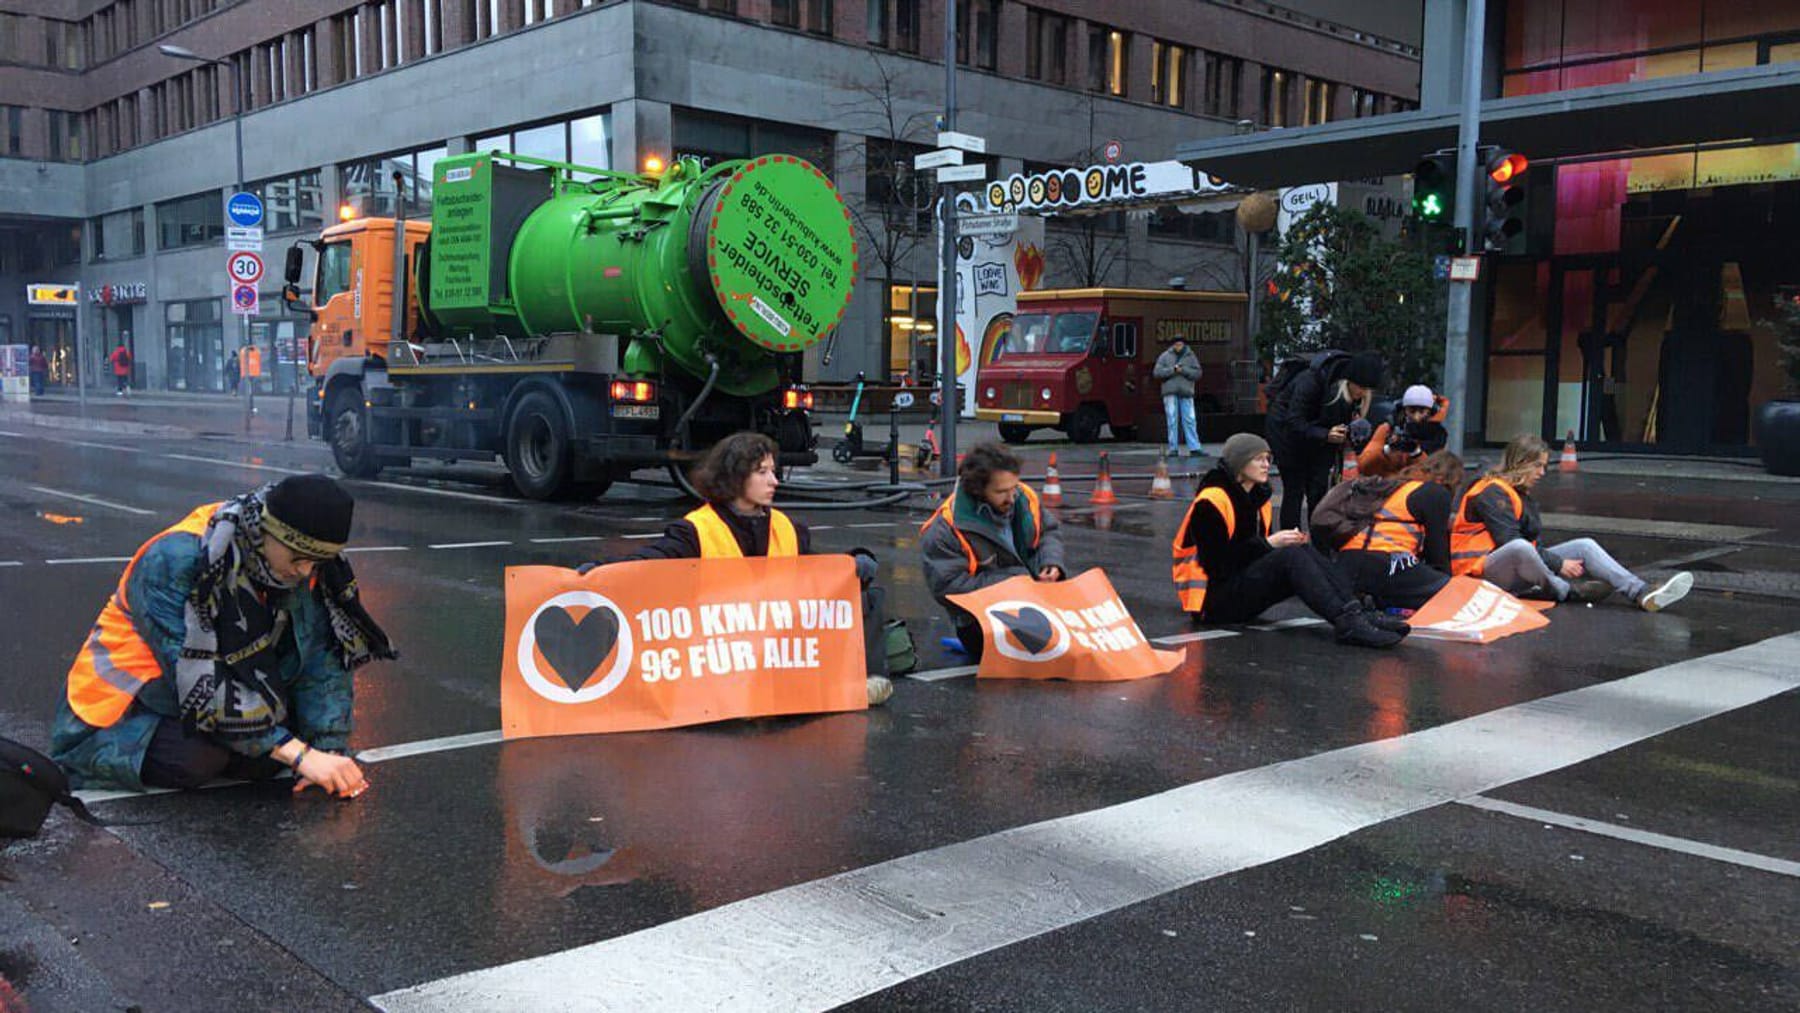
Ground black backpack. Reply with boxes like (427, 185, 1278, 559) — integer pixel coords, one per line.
(1264, 349, 1346, 427)
(1, 736, 102, 842)
(1310, 475, 1403, 552)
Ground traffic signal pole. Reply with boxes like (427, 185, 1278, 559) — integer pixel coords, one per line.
(1443, 0, 1486, 457)
(938, 0, 960, 478)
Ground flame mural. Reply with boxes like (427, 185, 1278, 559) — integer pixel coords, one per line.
(1014, 242, 1046, 292)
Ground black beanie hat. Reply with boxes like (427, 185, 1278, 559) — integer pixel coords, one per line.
(263, 474, 354, 557)
(1344, 352, 1385, 390)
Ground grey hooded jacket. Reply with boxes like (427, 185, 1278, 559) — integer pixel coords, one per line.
(1153, 345, 1201, 397)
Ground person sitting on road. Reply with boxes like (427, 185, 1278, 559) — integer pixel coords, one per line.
(1172, 433, 1407, 647)
(1330, 450, 1464, 612)
(1356, 384, 1449, 478)
(1451, 434, 1692, 610)
(50, 474, 396, 796)
(580, 432, 894, 705)
(921, 442, 1066, 660)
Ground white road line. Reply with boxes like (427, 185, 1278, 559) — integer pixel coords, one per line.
(69, 439, 136, 452)
(28, 485, 155, 515)
(0, 429, 26, 436)
(371, 631, 1800, 1013)
(1151, 629, 1241, 645)
(1248, 616, 1326, 631)
(1458, 795, 1800, 878)
(45, 556, 133, 565)
(629, 516, 663, 522)
(0, 560, 22, 567)
(809, 524, 835, 531)
(428, 540, 512, 550)
(164, 452, 305, 474)
(905, 664, 980, 682)
(847, 521, 896, 529)
(529, 536, 606, 544)
(353, 479, 522, 505)
(620, 532, 662, 540)
(343, 545, 410, 554)
(357, 729, 506, 764)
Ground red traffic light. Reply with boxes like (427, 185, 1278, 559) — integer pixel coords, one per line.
(1488, 152, 1528, 184)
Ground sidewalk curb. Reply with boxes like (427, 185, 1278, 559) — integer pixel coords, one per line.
(0, 406, 192, 438)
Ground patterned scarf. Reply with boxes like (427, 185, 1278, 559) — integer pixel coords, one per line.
(174, 486, 397, 744)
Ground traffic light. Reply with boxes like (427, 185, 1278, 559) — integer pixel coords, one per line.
(1412, 151, 1456, 223)
(1482, 147, 1529, 253)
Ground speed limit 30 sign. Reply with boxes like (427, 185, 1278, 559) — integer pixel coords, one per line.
(227, 251, 264, 286)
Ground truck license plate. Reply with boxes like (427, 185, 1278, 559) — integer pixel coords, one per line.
(612, 404, 660, 420)
(1001, 413, 1024, 422)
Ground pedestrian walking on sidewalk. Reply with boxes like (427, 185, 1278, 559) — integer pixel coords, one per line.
(1171, 433, 1407, 647)
(50, 474, 397, 794)
(226, 348, 241, 395)
(1450, 434, 1693, 610)
(1153, 337, 1204, 458)
(28, 345, 48, 396)
(108, 342, 133, 396)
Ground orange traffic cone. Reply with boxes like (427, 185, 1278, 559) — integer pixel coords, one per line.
(1560, 430, 1579, 472)
(1042, 452, 1063, 507)
(1148, 453, 1175, 499)
(1090, 451, 1118, 505)
(1341, 446, 1359, 480)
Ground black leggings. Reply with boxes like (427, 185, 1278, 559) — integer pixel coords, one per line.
(1335, 550, 1449, 611)
(1274, 447, 1331, 531)
(1201, 546, 1357, 624)
(139, 719, 287, 790)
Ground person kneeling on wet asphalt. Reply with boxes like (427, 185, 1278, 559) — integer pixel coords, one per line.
(577, 432, 894, 705)
(1171, 433, 1407, 647)
(921, 442, 1067, 661)
(51, 474, 396, 796)
(1451, 434, 1692, 610)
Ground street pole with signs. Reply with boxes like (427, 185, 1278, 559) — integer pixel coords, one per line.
(938, 0, 960, 478)
(1441, 0, 1486, 456)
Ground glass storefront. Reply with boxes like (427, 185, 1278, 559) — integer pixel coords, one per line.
(164, 298, 224, 392)
(886, 283, 937, 383)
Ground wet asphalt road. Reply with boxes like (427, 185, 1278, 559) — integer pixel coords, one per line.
(0, 413, 1796, 1012)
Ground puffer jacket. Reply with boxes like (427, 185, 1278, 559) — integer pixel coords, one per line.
(1153, 345, 1201, 398)
(920, 485, 1066, 611)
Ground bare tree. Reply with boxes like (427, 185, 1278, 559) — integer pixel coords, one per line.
(1042, 96, 1135, 288)
(830, 53, 938, 373)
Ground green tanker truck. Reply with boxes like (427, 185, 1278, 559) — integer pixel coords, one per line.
(285, 151, 855, 498)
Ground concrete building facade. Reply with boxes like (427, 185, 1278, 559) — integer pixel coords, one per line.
(0, 0, 1417, 393)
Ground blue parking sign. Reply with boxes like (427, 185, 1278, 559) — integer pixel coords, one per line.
(226, 191, 264, 228)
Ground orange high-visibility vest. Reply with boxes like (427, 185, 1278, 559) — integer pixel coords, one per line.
(920, 484, 1044, 575)
(684, 503, 799, 558)
(66, 503, 219, 728)
(1172, 487, 1271, 613)
(1359, 480, 1426, 556)
(1450, 477, 1524, 577)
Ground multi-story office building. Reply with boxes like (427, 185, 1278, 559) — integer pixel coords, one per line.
(0, 0, 1416, 393)
(1183, 0, 1800, 456)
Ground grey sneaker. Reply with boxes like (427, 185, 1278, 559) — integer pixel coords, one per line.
(866, 675, 894, 706)
(1639, 572, 1693, 612)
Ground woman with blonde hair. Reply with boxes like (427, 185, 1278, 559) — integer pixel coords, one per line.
(1331, 449, 1465, 611)
(1450, 435, 1691, 610)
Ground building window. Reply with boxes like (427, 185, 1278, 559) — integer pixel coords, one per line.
(1203, 52, 1241, 118)
(475, 111, 612, 173)
(1088, 27, 1127, 96)
(4, 106, 21, 156)
(157, 192, 224, 250)
(1026, 8, 1070, 85)
(1148, 206, 1232, 244)
(806, 0, 833, 34)
(956, 0, 998, 70)
(772, 0, 800, 28)
(1262, 67, 1291, 126)
(1351, 87, 1378, 118)
(1151, 40, 1186, 108)
(341, 144, 452, 217)
(90, 209, 147, 262)
(673, 109, 833, 175)
(1304, 78, 1336, 125)
(165, 298, 225, 393)
(255, 170, 325, 233)
(48, 111, 83, 162)
(865, 0, 887, 47)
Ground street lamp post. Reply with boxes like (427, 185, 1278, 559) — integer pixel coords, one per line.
(159, 44, 252, 436)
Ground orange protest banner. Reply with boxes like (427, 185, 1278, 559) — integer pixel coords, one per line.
(501, 557, 867, 739)
(949, 568, 1184, 682)
(1408, 576, 1551, 643)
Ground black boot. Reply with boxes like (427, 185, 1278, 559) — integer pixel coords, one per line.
(1333, 603, 1404, 648)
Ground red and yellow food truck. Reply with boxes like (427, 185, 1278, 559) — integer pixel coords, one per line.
(973, 288, 1253, 443)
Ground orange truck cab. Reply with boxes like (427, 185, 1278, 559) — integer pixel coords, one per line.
(974, 288, 1251, 444)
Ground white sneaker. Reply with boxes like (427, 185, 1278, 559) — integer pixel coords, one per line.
(1639, 572, 1693, 612)
(866, 675, 893, 706)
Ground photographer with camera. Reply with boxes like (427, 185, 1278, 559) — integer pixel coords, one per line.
(1357, 385, 1448, 478)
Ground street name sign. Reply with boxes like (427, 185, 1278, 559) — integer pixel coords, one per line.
(227, 226, 264, 252)
(958, 212, 1019, 237)
(937, 163, 988, 184)
(914, 148, 965, 171)
(937, 130, 987, 155)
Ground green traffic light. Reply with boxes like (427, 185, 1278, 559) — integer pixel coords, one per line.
(1416, 193, 1444, 219)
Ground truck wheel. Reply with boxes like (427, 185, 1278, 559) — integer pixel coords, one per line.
(997, 423, 1034, 444)
(1067, 405, 1105, 444)
(328, 387, 383, 478)
(505, 390, 574, 500)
